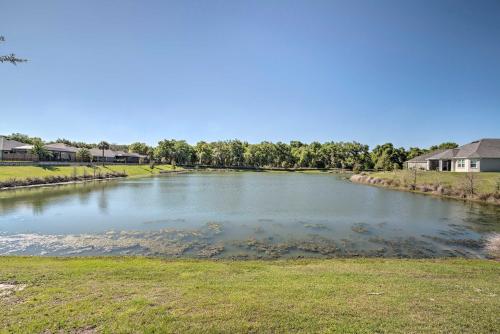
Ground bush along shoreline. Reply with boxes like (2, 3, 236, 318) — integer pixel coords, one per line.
(351, 173, 500, 205)
(0, 170, 127, 189)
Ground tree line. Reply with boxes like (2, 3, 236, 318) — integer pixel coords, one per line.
(152, 140, 458, 171)
(4, 133, 458, 171)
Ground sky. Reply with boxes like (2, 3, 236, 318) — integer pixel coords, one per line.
(1, 0, 499, 149)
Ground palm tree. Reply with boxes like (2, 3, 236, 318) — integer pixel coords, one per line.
(30, 139, 51, 161)
(97, 141, 110, 166)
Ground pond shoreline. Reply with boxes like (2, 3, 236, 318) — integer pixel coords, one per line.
(350, 174, 500, 206)
(0, 169, 189, 191)
(0, 176, 127, 191)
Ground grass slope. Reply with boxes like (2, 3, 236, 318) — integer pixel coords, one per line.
(0, 164, 178, 181)
(0, 257, 499, 333)
(371, 170, 500, 194)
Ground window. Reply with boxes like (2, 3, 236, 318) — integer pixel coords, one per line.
(457, 159, 465, 168)
(470, 159, 478, 169)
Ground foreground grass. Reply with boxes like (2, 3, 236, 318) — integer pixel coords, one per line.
(0, 164, 179, 181)
(371, 170, 500, 194)
(0, 258, 499, 333)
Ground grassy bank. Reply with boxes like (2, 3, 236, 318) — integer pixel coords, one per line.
(0, 257, 499, 333)
(353, 170, 500, 205)
(371, 170, 500, 194)
(0, 164, 178, 182)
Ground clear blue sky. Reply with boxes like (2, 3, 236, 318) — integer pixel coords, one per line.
(1, 0, 499, 148)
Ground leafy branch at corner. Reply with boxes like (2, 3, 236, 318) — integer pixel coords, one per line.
(0, 36, 28, 65)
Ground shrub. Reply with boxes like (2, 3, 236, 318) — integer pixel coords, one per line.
(352, 163, 362, 174)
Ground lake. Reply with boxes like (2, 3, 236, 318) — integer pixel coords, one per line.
(0, 172, 498, 258)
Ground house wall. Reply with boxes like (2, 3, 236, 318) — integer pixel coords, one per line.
(46, 151, 76, 161)
(1, 151, 37, 161)
(406, 162, 427, 170)
(0, 137, 4, 160)
(479, 158, 500, 172)
(453, 158, 481, 172)
(92, 156, 115, 163)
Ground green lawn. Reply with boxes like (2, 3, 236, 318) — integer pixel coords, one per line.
(0, 164, 179, 181)
(0, 257, 499, 333)
(371, 170, 500, 194)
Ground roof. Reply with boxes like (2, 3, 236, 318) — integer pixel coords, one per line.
(412, 139, 500, 161)
(454, 139, 500, 158)
(427, 148, 459, 160)
(89, 148, 117, 158)
(126, 151, 148, 158)
(407, 149, 447, 163)
(44, 143, 79, 153)
(0, 136, 30, 151)
(12, 144, 34, 150)
(114, 150, 135, 157)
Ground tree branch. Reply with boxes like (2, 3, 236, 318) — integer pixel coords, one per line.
(1, 35, 28, 65)
(0, 54, 28, 65)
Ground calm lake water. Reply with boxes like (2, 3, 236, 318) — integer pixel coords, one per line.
(0, 172, 499, 258)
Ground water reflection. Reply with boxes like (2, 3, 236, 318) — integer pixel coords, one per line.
(0, 181, 121, 215)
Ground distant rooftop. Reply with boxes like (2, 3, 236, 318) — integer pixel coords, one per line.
(0, 136, 30, 151)
(407, 149, 447, 163)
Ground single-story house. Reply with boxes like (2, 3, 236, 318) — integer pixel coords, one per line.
(114, 151, 149, 164)
(89, 148, 117, 163)
(0, 137, 31, 161)
(406, 138, 500, 172)
(0, 136, 148, 164)
(406, 149, 447, 170)
(5, 142, 79, 162)
(88, 148, 148, 163)
(44, 143, 78, 161)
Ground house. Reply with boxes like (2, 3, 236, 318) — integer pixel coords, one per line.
(406, 149, 447, 170)
(0, 136, 32, 161)
(1, 136, 149, 164)
(6, 142, 79, 162)
(406, 139, 500, 172)
(43, 143, 78, 161)
(114, 151, 149, 164)
(89, 148, 117, 163)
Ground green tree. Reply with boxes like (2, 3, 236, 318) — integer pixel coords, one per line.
(6, 133, 41, 145)
(0, 36, 27, 65)
(76, 148, 91, 162)
(342, 142, 371, 170)
(371, 143, 406, 171)
(407, 147, 426, 160)
(195, 141, 213, 165)
(55, 138, 94, 149)
(429, 142, 459, 150)
(274, 142, 295, 168)
(128, 142, 150, 155)
(228, 140, 246, 166)
(172, 140, 195, 165)
(155, 139, 175, 163)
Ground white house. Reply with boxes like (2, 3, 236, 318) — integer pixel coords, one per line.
(406, 139, 500, 172)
